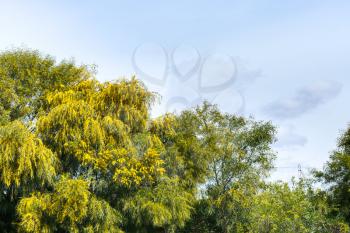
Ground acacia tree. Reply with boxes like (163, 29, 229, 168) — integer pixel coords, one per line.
(0, 50, 193, 232)
(0, 49, 90, 125)
(17, 78, 193, 232)
(0, 49, 89, 232)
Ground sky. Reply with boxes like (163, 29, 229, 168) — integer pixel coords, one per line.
(0, 0, 349, 180)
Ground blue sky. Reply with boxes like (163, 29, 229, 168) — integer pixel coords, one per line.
(1, 0, 350, 180)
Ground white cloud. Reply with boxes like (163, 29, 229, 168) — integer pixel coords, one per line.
(274, 125, 307, 148)
(263, 80, 342, 119)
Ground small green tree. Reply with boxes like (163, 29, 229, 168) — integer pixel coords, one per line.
(249, 180, 349, 233)
(315, 125, 350, 224)
(178, 103, 276, 233)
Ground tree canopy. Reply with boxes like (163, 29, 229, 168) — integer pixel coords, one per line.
(314, 125, 350, 224)
(0, 49, 348, 233)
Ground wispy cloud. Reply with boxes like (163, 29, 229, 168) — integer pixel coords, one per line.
(263, 80, 342, 119)
(274, 125, 307, 149)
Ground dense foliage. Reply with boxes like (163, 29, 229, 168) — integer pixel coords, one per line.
(0, 49, 348, 232)
(314, 125, 350, 226)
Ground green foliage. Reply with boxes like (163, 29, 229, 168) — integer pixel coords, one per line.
(183, 180, 349, 233)
(315, 125, 350, 224)
(248, 181, 337, 233)
(0, 49, 348, 233)
(0, 49, 90, 125)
